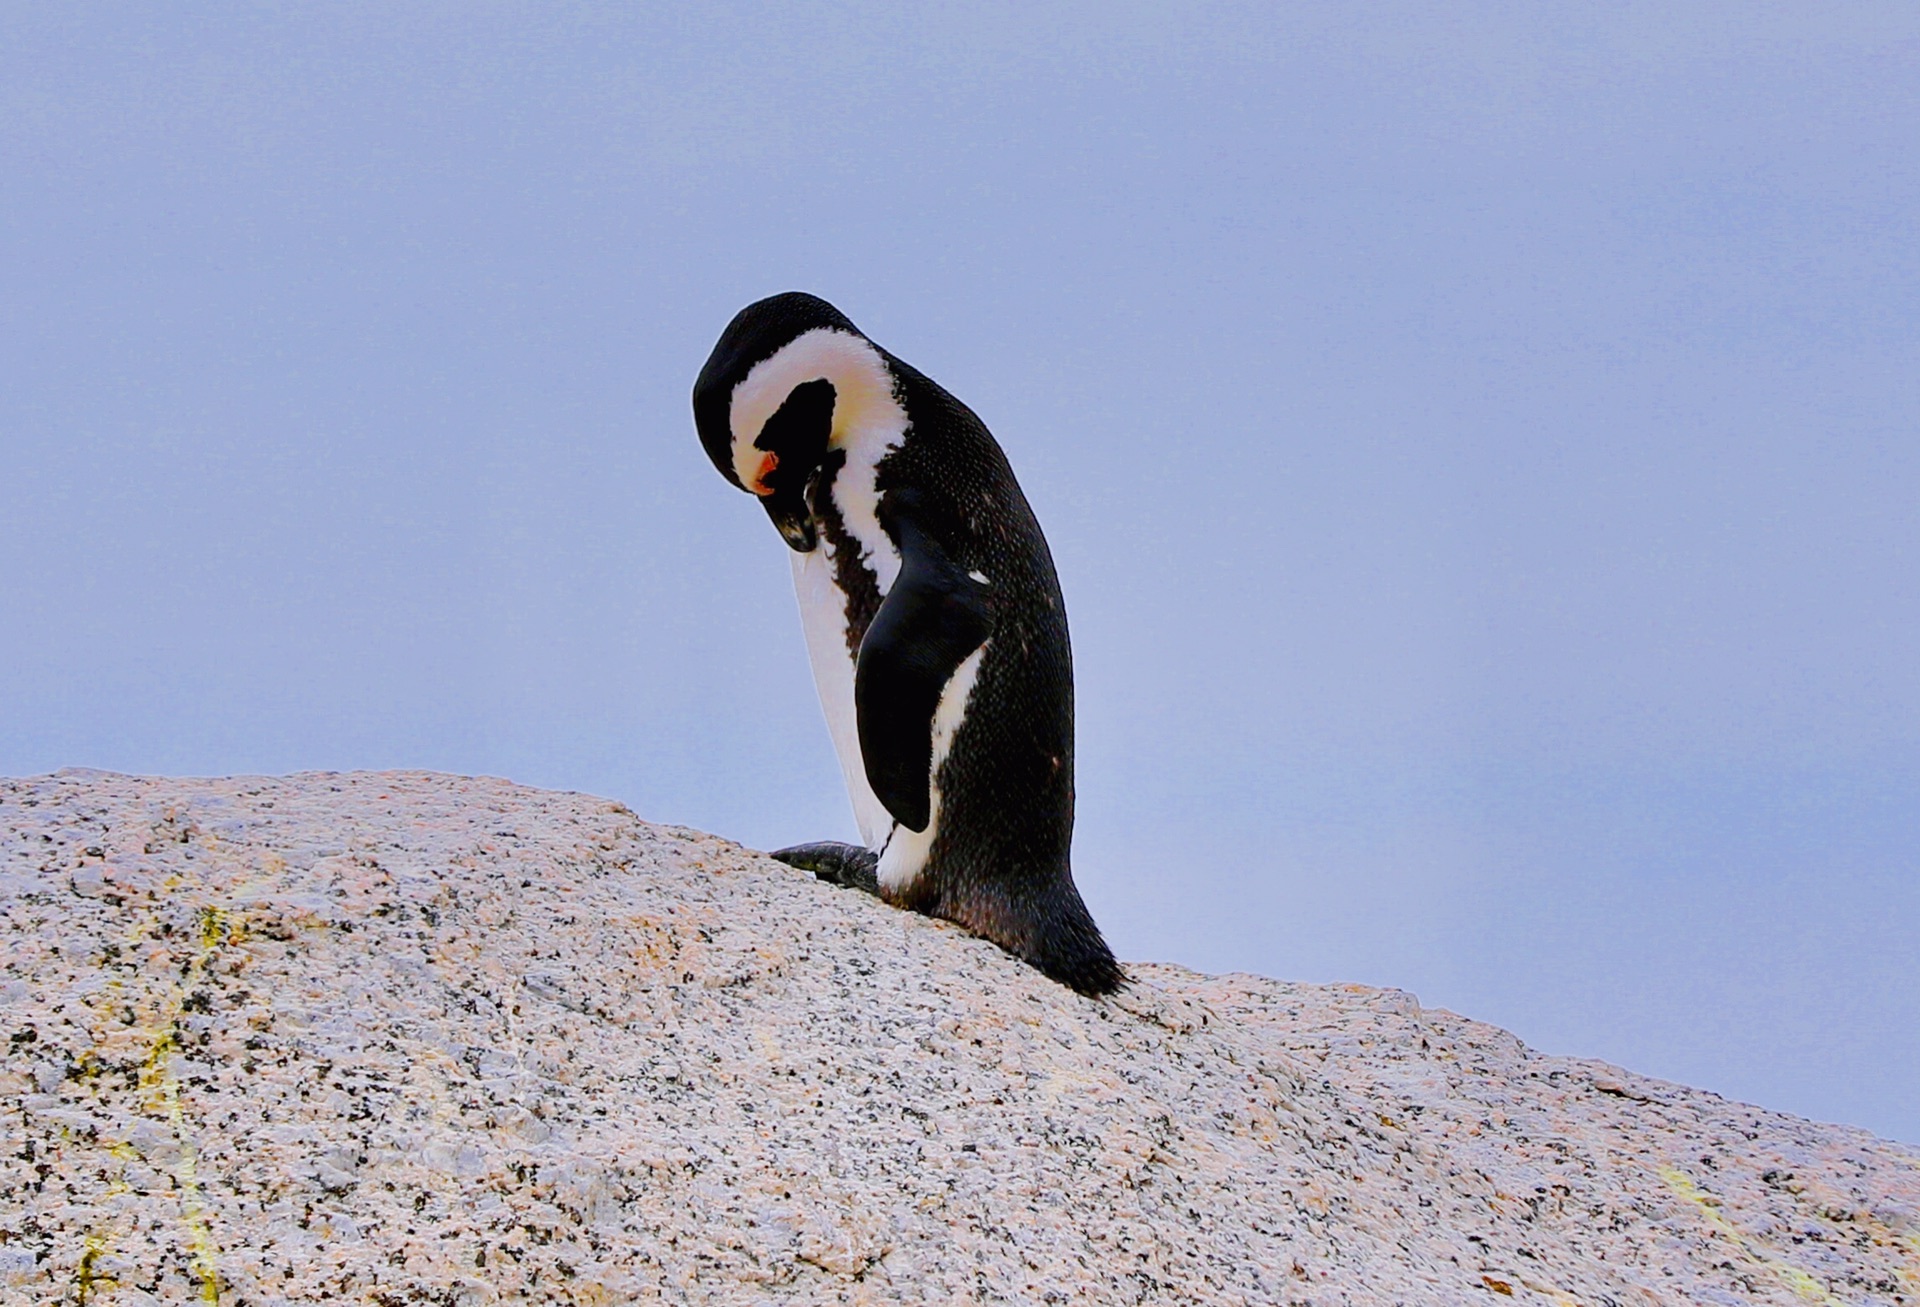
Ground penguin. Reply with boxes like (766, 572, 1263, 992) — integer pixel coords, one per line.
(693, 292, 1123, 996)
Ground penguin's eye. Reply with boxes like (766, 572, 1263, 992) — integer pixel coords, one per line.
(749, 451, 780, 496)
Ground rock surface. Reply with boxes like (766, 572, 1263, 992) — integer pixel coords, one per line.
(3, 770, 1916, 1306)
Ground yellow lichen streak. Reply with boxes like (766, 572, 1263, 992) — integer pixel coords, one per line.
(1658, 1166, 1845, 1306)
(74, 1233, 111, 1303)
(119, 897, 234, 1302)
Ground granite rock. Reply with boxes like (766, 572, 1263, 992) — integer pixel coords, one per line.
(2, 770, 1916, 1305)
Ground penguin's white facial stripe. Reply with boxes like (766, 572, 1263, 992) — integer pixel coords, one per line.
(728, 328, 900, 491)
(729, 326, 909, 596)
(878, 642, 988, 894)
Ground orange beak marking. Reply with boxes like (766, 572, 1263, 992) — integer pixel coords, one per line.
(750, 451, 780, 496)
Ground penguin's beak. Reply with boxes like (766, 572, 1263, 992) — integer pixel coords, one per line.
(759, 488, 817, 552)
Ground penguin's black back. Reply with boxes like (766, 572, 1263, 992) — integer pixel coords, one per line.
(871, 357, 1123, 996)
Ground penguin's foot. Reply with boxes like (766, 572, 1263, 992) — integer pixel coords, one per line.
(771, 841, 881, 896)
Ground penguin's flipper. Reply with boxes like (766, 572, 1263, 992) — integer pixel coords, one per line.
(772, 841, 880, 895)
(855, 503, 993, 833)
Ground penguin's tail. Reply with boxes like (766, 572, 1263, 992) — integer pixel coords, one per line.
(1025, 881, 1126, 997)
(922, 862, 1128, 997)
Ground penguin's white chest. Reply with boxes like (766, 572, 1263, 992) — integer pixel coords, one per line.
(789, 487, 988, 896)
(790, 544, 892, 848)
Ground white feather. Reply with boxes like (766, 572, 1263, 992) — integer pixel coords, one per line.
(790, 546, 893, 848)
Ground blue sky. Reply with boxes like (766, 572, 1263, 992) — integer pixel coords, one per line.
(3, 4, 1915, 1142)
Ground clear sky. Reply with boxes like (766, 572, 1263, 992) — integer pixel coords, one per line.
(3, 5, 1915, 1143)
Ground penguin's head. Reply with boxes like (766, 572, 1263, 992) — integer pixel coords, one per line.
(693, 292, 901, 552)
